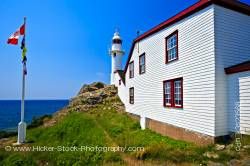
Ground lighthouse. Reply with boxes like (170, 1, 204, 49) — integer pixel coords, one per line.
(109, 30, 125, 84)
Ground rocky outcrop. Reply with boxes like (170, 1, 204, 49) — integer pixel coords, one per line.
(77, 82, 105, 95)
(68, 82, 124, 112)
(43, 82, 124, 127)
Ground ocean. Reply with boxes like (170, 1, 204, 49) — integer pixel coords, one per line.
(0, 100, 69, 131)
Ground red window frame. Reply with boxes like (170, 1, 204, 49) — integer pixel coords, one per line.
(129, 61, 134, 78)
(139, 53, 146, 74)
(163, 77, 183, 108)
(165, 30, 178, 64)
(129, 87, 134, 104)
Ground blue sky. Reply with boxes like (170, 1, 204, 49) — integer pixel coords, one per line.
(0, 0, 249, 99)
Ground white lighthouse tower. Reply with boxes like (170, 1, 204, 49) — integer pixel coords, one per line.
(109, 30, 125, 84)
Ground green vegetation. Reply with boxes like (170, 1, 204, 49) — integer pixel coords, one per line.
(27, 114, 52, 129)
(0, 131, 17, 139)
(0, 101, 243, 165)
(0, 114, 52, 139)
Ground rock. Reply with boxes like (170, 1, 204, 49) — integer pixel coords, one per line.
(68, 83, 120, 112)
(203, 152, 219, 159)
(78, 82, 105, 94)
(0, 138, 9, 142)
(228, 159, 241, 166)
(207, 161, 224, 166)
(243, 145, 250, 149)
(99, 92, 108, 98)
(215, 144, 225, 151)
(92, 82, 105, 89)
(226, 144, 234, 150)
(241, 159, 250, 166)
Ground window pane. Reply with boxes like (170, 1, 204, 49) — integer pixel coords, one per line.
(167, 32, 177, 62)
(167, 35, 177, 49)
(141, 66, 145, 73)
(140, 55, 145, 65)
(174, 80, 182, 106)
(167, 47, 177, 61)
(139, 55, 145, 74)
(129, 88, 134, 104)
(167, 40, 171, 49)
(129, 62, 134, 78)
(164, 81, 171, 105)
(173, 38, 176, 46)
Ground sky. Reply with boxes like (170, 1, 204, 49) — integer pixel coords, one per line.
(0, 0, 249, 100)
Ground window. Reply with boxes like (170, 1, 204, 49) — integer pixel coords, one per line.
(163, 78, 183, 108)
(139, 53, 145, 74)
(113, 39, 122, 44)
(166, 30, 178, 63)
(119, 79, 121, 85)
(129, 87, 134, 104)
(129, 61, 134, 78)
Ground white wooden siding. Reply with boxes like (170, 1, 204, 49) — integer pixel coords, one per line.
(123, 6, 216, 136)
(239, 76, 250, 135)
(214, 5, 250, 136)
(113, 73, 127, 105)
(227, 71, 250, 133)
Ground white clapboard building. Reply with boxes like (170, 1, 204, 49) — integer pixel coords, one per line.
(109, 0, 250, 144)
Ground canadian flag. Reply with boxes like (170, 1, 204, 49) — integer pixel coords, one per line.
(7, 24, 25, 45)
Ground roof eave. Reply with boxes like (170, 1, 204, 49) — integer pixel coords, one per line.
(225, 61, 250, 74)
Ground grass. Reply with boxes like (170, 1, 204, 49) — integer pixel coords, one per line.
(88, 103, 207, 163)
(0, 101, 244, 165)
(0, 110, 124, 166)
(0, 114, 52, 140)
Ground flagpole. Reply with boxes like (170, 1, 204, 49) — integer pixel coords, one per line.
(21, 63, 25, 123)
(21, 17, 26, 123)
(17, 17, 26, 144)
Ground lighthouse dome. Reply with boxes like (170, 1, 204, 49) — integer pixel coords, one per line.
(112, 32, 122, 44)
